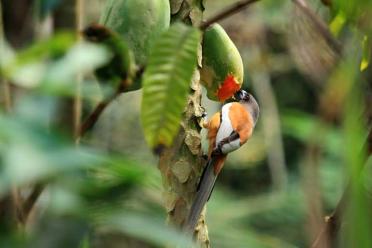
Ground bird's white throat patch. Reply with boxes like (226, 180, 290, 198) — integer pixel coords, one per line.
(215, 103, 241, 154)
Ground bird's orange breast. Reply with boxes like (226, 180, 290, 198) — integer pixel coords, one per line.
(227, 103, 253, 145)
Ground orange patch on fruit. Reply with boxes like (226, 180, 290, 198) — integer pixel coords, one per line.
(216, 75, 241, 102)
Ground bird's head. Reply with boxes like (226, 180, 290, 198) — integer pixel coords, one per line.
(82, 24, 112, 42)
(234, 90, 260, 126)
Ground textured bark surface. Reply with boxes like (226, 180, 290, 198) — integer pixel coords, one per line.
(158, 0, 210, 246)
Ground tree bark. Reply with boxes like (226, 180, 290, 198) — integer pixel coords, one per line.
(158, 0, 210, 246)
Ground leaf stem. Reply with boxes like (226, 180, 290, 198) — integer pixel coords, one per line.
(200, 0, 261, 31)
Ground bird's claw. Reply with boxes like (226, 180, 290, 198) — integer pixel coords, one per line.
(201, 109, 207, 118)
(211, 145, 223, 156)
(197, 106, 208, 128)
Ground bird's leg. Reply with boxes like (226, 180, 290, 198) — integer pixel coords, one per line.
(212, 131, 240, 156)
(211, 146, 223, 156)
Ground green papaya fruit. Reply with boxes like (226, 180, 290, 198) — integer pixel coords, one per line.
(201, 24, 244, 102)
(100, 0, 170, 66)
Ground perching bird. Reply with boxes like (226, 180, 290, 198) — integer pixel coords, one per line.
(82, 24, 133, 94)
(183, 89, 259, 233)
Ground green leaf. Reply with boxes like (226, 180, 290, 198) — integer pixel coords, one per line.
(12, 32, 76, 65)
(342, 72, 372, 248)
(1, 33, 110, 95)
(141, 23, 200, 150)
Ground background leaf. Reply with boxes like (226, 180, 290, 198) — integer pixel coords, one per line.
(141, 23, 200, 150)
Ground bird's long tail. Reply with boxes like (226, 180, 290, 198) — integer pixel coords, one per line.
(183, 155, 226, 234)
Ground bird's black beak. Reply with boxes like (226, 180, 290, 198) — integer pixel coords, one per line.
(234, 90, 248, 101)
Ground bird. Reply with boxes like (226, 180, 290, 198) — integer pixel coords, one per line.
(81, 24, 134, 95)
(183, 89, 260, 233)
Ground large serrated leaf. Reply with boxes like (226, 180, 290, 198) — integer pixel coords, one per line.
(141, 23, 200, 150)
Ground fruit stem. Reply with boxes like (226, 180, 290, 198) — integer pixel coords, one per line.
(200, 0, 261, 31)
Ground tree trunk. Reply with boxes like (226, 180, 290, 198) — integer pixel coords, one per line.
(158, 0, 210, 246)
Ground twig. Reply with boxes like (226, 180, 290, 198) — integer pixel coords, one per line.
(20, 183, 45, 223)
(291, 0, 342, 55)
(78, 85, 123, 138)
(311, 185, 347, 247)
(200, 0, 261, 31)
(79, 66, 143, 138)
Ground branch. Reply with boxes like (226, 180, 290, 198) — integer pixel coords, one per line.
(19, 183, 45, 223)
(291, 0, 342, 55)
(310, 182, 349, 247)
(78, 84, 123, 138)
(79, 65, 144, 137)
(200, 0, 261, 31)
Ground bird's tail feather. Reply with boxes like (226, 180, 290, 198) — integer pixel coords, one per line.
(183, 156, 225, 233)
